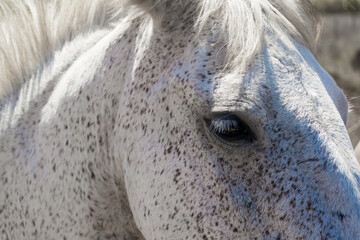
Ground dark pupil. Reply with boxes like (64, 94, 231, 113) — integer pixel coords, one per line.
(218, 123, 248, 138)
(205, 115, 255, 143)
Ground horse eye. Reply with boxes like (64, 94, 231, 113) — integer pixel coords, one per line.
(205, 114, 256, 144)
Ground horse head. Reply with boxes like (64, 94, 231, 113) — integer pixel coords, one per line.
(114, 1, 360, 239)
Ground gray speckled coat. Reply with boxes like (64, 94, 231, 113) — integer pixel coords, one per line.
(1, 0, 360, 239)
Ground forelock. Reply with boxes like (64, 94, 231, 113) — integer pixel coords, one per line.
(0, 0, 320, 100)
(120, 0, 320, 74)
(193, 0, 321, 74)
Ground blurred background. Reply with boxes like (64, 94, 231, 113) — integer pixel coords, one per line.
(311, 0, 360, 147)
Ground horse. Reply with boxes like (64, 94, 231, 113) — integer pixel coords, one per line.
(1, 0, 360, 239)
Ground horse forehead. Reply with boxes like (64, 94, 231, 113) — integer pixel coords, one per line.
(293, 41, 349, 123)
(209, 40, 300, 113)
(209, 37, 345, 119)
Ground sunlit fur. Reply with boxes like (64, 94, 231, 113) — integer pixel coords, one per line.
(0, 0, 112, 98)
(0, 0, 319, 99)
(1, 0, 360, 239)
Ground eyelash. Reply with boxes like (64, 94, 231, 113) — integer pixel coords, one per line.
(204, 114, 256, 145)
(208, 119, 240, 134)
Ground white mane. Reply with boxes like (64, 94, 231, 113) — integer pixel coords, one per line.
(0, 0, 320, 100)
(0, 0, 117, 99)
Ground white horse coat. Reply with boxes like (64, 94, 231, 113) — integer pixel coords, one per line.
(1, 0, 360, 239)
(356, 142, 360, 162)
